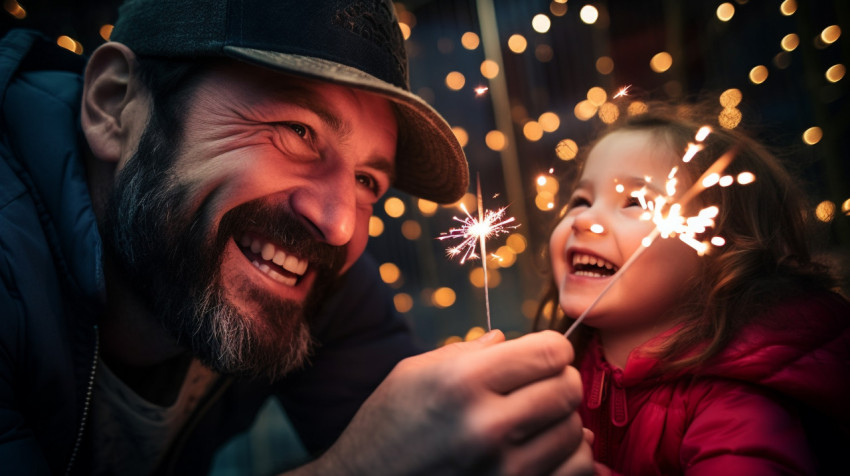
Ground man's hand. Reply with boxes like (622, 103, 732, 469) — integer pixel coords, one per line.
(290, 330, 593, 475)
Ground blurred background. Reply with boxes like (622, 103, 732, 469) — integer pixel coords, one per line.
(4, 0, 847, 347)
(4, 0, 848, 472)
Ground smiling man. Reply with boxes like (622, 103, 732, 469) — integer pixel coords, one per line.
(0, 1, 592, 475)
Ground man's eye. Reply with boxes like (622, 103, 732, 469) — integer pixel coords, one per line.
(286, 123, 308, 138)
(356, 173, 379, 194)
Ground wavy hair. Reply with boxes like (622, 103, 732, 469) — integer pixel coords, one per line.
(534, 100, 837, 372)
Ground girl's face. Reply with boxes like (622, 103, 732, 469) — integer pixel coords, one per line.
(550, 130, 702, 334)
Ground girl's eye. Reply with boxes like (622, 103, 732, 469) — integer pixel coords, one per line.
(625, 195, 643, 208)
(567, 196, 590, 209)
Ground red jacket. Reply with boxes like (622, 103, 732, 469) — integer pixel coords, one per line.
(578, 291, 850, 475)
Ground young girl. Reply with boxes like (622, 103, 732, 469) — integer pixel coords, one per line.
(536, 101, 850, 474)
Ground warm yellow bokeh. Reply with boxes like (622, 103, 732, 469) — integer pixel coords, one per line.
(432, 287, 457, 308)
(506, 233, 528, 253)
(445, 71, 465, 90)
(803, 127, 823, 145)
(650, 52, 673, 73)
(418, 198, 439, 216)
(368, 215, 384, 237)
(815, 201, 836, 222)
(384, 197, 406, 218)
(596, 56, 614, 75)
(539, 112, 561, 132)
(485, 130, 507, 151)
(401, 220, 422, 240)
(556, 138, 579, 160)
(508, 34, 528, 54)
(749, 65, 769, 84)
(481, 59, 499, 79)
(379, 262, 401, 284)
(716, 2, 734, 21)
(781, 33, 799, 51)
(461, 31, 480, 50)
(532, 14, 551, 33)
(394, 293, 414, 313)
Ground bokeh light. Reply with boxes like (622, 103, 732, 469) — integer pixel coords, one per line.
(580, 5, 599, 24)
(556, 138, 578, 160)
(532, 14, 551, 33)
(508, 34, 528, 53)
(461, 31, 480, 50)
(445, 71, 465, 90)
(803, 127, 823, 145)
(716, 3, 735, 22)
(368, 215, 384, 237)
(379, 262, 401, 284)
(485, 130, 507, 151)
(650, 52, 673, 73)
(749, 65, 769, 84)
(384, 197, 405, 218)
(815, 200, 836, 222)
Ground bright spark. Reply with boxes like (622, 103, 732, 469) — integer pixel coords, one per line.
(474, 86, 489, 96)
(438, 176, 518, 331)
(613, 85, 631, 98)
(438, 203, 517, 264)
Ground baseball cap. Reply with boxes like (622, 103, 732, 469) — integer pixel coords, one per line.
(109, 0, 469, 204)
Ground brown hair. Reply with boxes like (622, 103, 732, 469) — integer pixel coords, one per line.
(535, 100, 836, 372)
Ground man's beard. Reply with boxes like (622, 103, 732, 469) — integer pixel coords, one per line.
(99, 109, 347, 380)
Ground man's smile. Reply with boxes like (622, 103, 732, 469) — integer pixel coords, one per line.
(236, 232, 309, 287)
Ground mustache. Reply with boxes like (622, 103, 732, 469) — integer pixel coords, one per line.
(216, 197, 348, 273)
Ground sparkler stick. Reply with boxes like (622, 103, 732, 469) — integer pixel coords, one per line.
(438, 174, 517, 331)
(564, 135, 742, 338)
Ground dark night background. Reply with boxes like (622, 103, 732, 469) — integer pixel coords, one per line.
(3, 0, 849, 473)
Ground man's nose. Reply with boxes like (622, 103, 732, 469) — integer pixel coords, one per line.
(289, 169, 357, 246)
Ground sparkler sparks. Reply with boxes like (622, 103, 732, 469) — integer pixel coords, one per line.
(474, 86, 490, 96)
(613, 85, 632, 98)
(564, 128, 753, 337)
(438, 176, 518, 331)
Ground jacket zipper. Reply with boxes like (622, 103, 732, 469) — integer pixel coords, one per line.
(65, 324, 100, 476)
(154, 375, 234, 475)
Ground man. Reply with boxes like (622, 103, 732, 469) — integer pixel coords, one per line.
(0, 0, 592, 474)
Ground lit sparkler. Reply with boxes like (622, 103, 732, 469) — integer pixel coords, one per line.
(475, 86, 490, 96)
(438, 175, 518, 331)
(564, 127, 752, 337)
(613, 85, 632, 99)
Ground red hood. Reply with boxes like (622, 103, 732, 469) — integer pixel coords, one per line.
(620, 291, 850, 424)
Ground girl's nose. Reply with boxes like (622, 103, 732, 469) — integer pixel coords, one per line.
(571, 207, 606, 235)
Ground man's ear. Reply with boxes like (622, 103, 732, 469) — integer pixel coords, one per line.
(81, 42, 147, 164)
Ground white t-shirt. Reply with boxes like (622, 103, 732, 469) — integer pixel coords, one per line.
(91, 357, 218, 476)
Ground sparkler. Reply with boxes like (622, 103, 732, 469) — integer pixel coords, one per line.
(438, 175, 518, 331)
(474, 86, 490, 96)
(613, 85, 632, 99)
(564, 127, 751, 337)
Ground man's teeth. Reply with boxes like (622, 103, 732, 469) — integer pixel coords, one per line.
(571, 252, 618, 277)
(239, 234, 308, 285)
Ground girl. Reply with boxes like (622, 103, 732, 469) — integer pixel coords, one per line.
(536, 101, 850, 474)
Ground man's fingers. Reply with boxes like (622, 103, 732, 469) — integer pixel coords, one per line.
(553, 437, 596, 476)
(496, 365, 583, 443)
(501, 411, 588, 476)
(468, 330, 575, 394)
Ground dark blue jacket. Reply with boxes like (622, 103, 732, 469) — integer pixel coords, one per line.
(0, 29, 420, 475)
